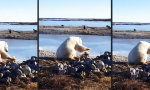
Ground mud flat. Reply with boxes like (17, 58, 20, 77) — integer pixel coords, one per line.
(112, 55, 150, 90)
(0, 30, 37, 40)
(39, 26, 111, 36)
(39, 50, 111, 90)
(113, 30, 150, 39)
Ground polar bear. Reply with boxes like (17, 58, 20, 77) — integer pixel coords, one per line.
(56, 37, 90, 60)
(0, 41, 16, 63)
(128, 41, 150, 64)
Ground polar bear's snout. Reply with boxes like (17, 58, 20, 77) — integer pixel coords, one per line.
(86, 48, 90, 50)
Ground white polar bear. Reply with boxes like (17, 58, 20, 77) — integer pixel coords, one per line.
(128, 41, 150, 64)
(56, 37, 90, 60)
(0, 41, 16, 63)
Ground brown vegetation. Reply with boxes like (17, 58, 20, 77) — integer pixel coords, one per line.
(39, 59, 111, 90)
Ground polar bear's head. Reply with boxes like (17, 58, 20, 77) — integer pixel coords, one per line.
(73, 37, 90, 52)
(0, 41, 8, 52)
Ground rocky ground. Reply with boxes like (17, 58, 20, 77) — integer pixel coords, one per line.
(0, 30, 37, 40)
(39, 26, 111, 36)
(0, 56, 38, 90)
(112, 55, 150, 90)
(39, 50, 111, 90)
(113, 30, 150, 39)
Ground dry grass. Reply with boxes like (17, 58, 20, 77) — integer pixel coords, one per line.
(112, 64, 150, 90)
(39, 59, 111, 90)
(0, 82, 37, 90)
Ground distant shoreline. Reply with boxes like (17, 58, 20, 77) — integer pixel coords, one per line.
(39, 26, 111, 36)
(39, 18, 111, 21)
(0, 22, 37, 25)
(113, 22, 150, 25)
(113, 30, 150, 39)
(0, 30, 37, 40)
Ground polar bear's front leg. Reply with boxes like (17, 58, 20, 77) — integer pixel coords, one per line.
(139, 53, 147, 64)
(67, 48, 77, 60)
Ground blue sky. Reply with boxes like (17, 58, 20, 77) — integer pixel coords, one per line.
(40, 0, 111, 19)
(113, 0, 150, 22)
(0, 0, 37, 22)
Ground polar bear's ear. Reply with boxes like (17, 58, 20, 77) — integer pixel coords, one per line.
(4, 42, 8, 52)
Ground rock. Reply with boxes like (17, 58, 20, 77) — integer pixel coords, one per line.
(0, 77, 11, 85)
(22, 65, 31, 76)
(29, 64, 37, 71)
(93, 68, 100, 73)
(91, 64, 96, 70)
(20, 73, 26, 78)
(104, 51, 111, 56)
(31, 56, 36, 60)
(11, 62, 19, 70)
(96, 61, 105, 70)
(0, 56, 38, 85)
(85, 58, 92, 65)
(3, 70, 11, 78)
(0, 73, 3, 78)
(128, 68, 140, 79)
(52, 52, 111, 78)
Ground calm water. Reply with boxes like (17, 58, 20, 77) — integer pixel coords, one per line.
(113, 25, 150, 31)
(0, 25, 37, 31)
(113, 39, 150, 59)
(39, 34, 111, 57)
(0, 39, 37, 63)
(39, 21, 110, 27)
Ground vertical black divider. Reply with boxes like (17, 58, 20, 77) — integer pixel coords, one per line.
(111, 0, 113, 90)
(37, 0, 39, 89)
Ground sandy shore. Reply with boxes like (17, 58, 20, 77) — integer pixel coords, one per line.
(113, 30, 150, 39)
(39, 26, 111, 36)
(0, 30, 37, 40)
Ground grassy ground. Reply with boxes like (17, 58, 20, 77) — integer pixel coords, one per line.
(0, 81, 37, 90)
(112, 63, 150, 90)
(39, 59, 111, 90)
